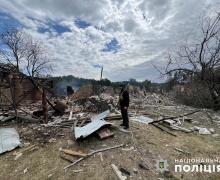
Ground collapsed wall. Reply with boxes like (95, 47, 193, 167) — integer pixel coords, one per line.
(0, 78, 43, 104)
(70, 85, 101, 101)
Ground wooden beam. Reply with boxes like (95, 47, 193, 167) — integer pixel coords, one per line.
(16, 107, 41, 121)
(152, 123, 177, 137)
(9, 80, 18, 122)
(0, 90, 13, 104)
(78, 118, 88, 127)
(63, 144, 124, 170)
(15, 87, 36, 105)
(13, 145, 36, 156)
(149, 110, 200, 124)
(62, 149, 87, 157)
(42, 87, 48, 124)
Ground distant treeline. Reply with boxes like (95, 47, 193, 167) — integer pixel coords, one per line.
(52, 75, 172, 95)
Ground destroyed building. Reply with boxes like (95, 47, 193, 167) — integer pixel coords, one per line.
(1, 65, 220, 180)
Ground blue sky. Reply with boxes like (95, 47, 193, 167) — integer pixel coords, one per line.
(0, 0, 219, 82)
(38, 22, 71, 34)
(101, 39, 121, 53)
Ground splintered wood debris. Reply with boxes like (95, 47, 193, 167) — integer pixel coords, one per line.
(62, 149, 87, 157)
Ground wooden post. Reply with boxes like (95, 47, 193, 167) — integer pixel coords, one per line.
(9, 78, 18, 122)
(42, 87, 48, 124)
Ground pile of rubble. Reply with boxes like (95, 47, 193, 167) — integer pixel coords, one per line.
(0, 84, 192, 136)
(0, 84, 178, 149)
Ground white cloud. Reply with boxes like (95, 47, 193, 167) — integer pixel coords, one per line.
(0, 0, 219, 82)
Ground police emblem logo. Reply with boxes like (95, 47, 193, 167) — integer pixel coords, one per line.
(155, 158, 169, 172)
(159, 162, 164, 169)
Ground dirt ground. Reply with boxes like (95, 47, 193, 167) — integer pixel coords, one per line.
(1, 105, 220, 180)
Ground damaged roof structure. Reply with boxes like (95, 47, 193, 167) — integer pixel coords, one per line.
(0, 64, 59, 124)
(74, 110, 112, 140)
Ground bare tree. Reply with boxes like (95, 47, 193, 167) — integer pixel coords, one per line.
(162, 5, 220, 109)
(25, 38, 52, 77)
(0, 25, 52, 77)
(0, 25, 27, 72)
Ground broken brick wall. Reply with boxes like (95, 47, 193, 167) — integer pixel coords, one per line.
(103, 86, 114, 95)
(0, 88, 11, 104)
(70, 85, 101, 100)
(14, 79, 42, 102)
(0, 78, 44, 104)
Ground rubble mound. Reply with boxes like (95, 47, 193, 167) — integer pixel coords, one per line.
(74, 96, 112, 112)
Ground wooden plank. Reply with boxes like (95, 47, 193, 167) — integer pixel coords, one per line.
(68, 111, 73, 120)
(74, 118, 79, 126)
(13, 145, 36, 156)
(16, 107, 41, 121)
(104, 115, 122, 120)
(60, 155, 73, 163)
(62, 149, 87, 157)
(78, 118, 87, 127)
(149, 110, 200, 124)
(63, 144, 124, 170)
(152, 123, 177, 137)
(99, 152, 103, 161)
(17, 115, 39, 122)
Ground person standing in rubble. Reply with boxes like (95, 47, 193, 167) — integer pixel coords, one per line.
(118, 83, 130, 129)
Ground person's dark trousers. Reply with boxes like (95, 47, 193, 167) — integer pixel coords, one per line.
(121, 107, 129, 127)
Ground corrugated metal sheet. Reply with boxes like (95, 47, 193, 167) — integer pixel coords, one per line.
(130, 116, 153, 124)
(75, 119, 113, 140)
(75, 110, 112, 140)
(0, 128, 22, 154)
(90, 110, 110, 121)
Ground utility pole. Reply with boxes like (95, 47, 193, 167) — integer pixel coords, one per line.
(100, 67, 103, 93)
(100, 67, 103, 82)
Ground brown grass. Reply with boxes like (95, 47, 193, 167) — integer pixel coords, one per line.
(0, 107, 220, 180)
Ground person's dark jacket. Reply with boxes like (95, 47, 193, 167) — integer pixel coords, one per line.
(119, 89, 129, 107)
